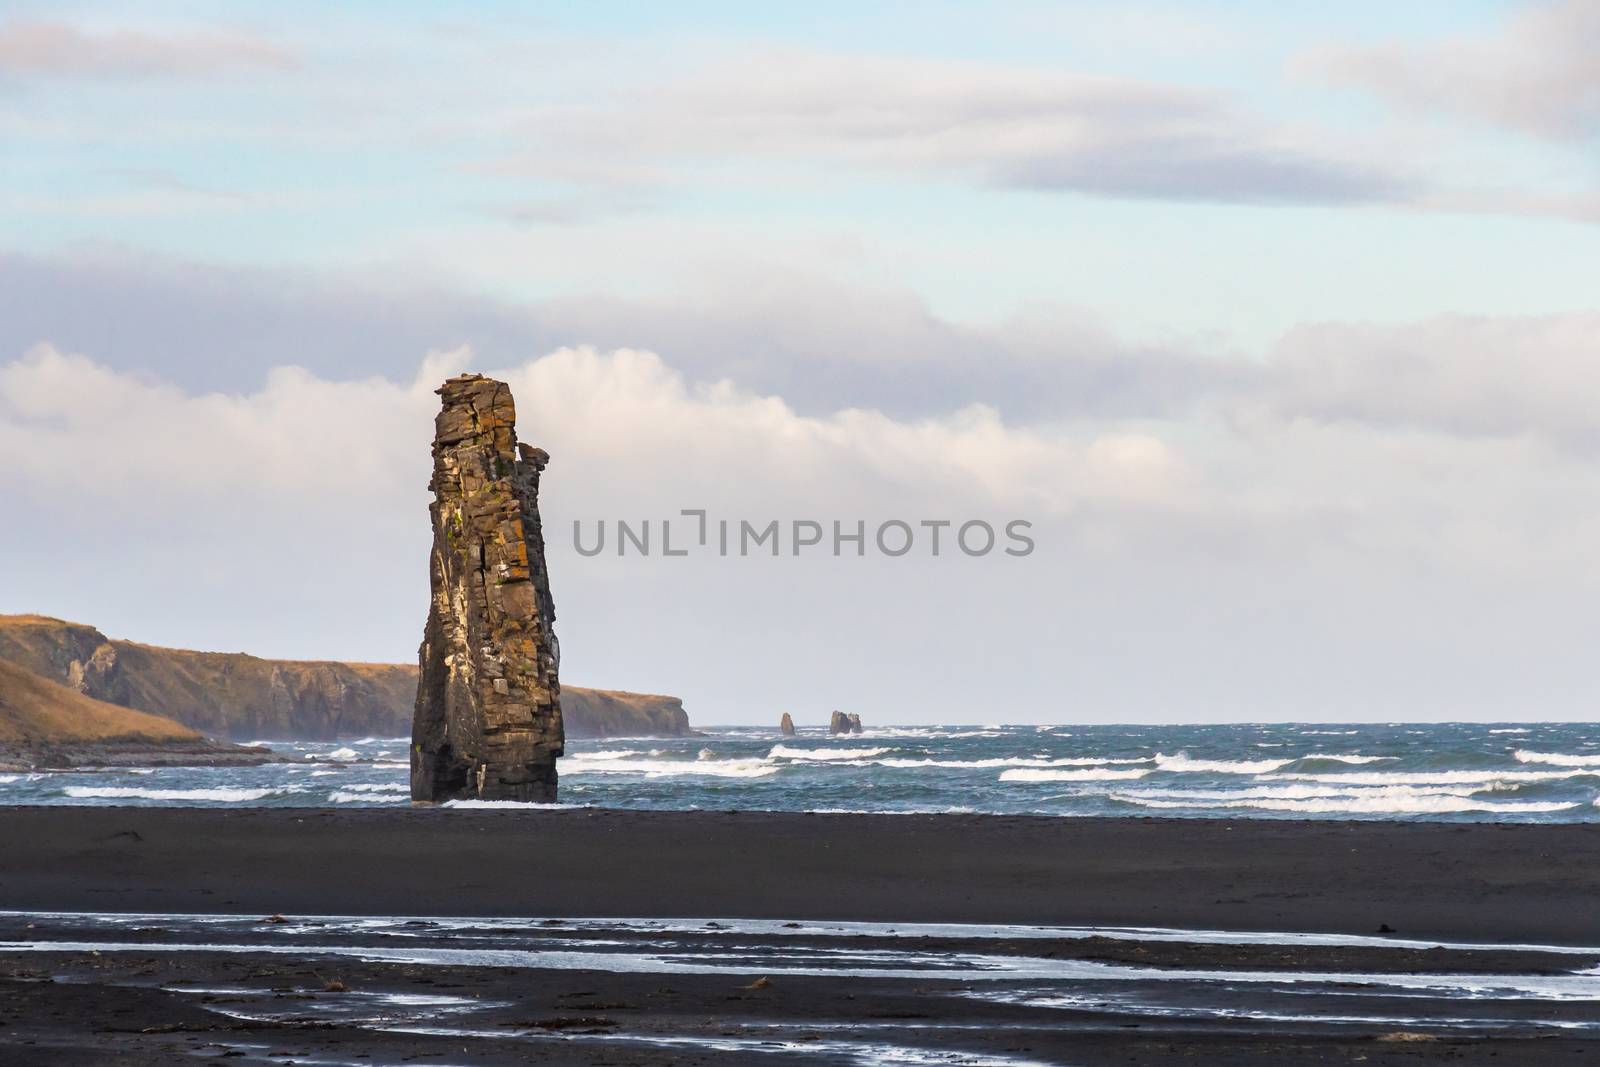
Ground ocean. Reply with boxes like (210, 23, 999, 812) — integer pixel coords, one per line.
(5, 721, 1600, 820)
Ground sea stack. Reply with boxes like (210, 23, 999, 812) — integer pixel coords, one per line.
(829, 710, 851, 735)
(411, 374, 563, 803)
(779, 712, 796, 736)
(848, 713, 863, 734)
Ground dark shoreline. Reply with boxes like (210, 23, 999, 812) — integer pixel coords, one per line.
(5, 807, 1600, 1064)
(2, 806, 1598, 943)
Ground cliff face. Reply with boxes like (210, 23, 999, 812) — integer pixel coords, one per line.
(412, 374, 564, 803)
(0, 615, 690, 741)
(0, 658, 268, 769)
(0, 658, 200, 745)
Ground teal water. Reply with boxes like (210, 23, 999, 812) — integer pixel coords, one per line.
(4, 722, 1599, 820)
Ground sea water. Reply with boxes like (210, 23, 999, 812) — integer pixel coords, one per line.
(3, 721, 1599, 820)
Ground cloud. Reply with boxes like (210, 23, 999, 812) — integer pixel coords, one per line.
(6, 334, 1600, 722)
(0, 19, 293, 81)
(1310, 0, 1600, 140)
(1253, 313, 1600, 452)
(0, 249, 1242, 421)
(484, 49, 1416, 207)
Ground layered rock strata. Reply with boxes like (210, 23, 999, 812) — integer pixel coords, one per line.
(411, 375, 563, 802)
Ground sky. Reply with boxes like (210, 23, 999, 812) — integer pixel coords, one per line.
(2, 1, 1599, 723)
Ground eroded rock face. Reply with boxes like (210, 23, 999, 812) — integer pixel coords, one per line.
(848, 713, 863, 734)
(829, 710, 851, 735)
(412, 374, 563, 802)
(780, 712, 796, 736)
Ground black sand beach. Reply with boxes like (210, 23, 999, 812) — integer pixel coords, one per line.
(3, 808, 1599, 1064)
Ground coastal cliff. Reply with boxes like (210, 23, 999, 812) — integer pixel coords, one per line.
(0, 615, 691, 741)
(0, 659, 267, 769)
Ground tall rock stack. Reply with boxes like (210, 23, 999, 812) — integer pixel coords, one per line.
(412, 374, 563, 802)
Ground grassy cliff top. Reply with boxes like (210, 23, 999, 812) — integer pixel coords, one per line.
(0, 659, 201, 744)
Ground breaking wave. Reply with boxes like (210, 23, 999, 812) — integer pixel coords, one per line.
(1514, 750, 1600, 767)
(1000, 767, 1152, 782)
(1115, 791, 1578, 815)
(1262, 769, 1594, 786)
(62, 786, 290, 802)
(562, 755, 778, 779)
(1152, 754, 1293, 774)
(768, 746, 891, 761)
(329, 790, 406, 804)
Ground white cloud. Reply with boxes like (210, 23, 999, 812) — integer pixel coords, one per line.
(0, 19, 294, 80)
(481, 48, 1415, 207)
(6, 330, 1600, 722)
(1310, 0, 1600, 140)
(1254, 313, 1600, 451)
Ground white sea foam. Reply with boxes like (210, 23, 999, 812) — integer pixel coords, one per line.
(1124, 784, 1503, 803)
(335, 783, 407, 793)
(442, 799, 579, 809)
(1490, 728, 1531, 735)
(1263, 769, 1592, 786)
(1116, 792, 1578, 815)
(1296, 753, 1396, 764)
(329, 790, 406, 804)
(1514, 749, 1600, 767)
(373, 761, 409, 769)
(768, 746, 890, 761)
(62, 786, 287, 802)
(857, 756, 1146, 770)
(314, 747, 361, 761)
(1000, 767, 1151, 782)
(562, 750, 641, 761)
(562, 756, 778, 779)
(1153, 753, 1292, 774)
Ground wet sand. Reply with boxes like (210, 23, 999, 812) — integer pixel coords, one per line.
(1, 807, 1598, 1064)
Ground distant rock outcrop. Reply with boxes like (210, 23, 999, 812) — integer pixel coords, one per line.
(829, 711, 864, 735)
(412, 374, 563, 803)
(0, 615, 692, 741)
(848, 713, 863, 733)
(780, 712, 796, 736)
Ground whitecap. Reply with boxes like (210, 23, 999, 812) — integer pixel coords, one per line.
(561, 756, 777, 779)
(329, 791, 406, 804)
(1000, 767, 1151, 782)
(1124, 783, 1522, 803)
(62, 786, 286, 803)
(442, 799, 579, 809)
(1514, 749, 1600, 767)
(873, 756, 1146, 770)
(1115, 792, 1577, 815)
(1153, 753, 1292, 774)
(1296, 753, 1396, 765)
(1490, 728, 1531, 735)
(768, 745, 890, 761)
(1263, 769, 1591, 786)
(336, 783, 407, 793)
